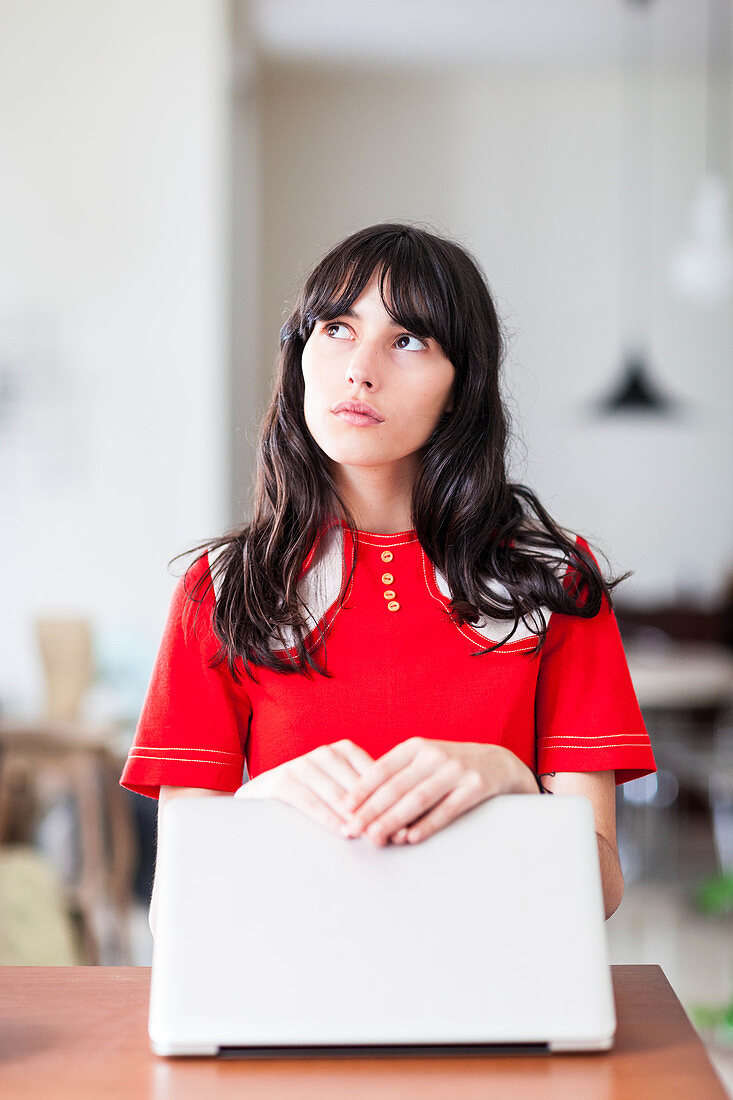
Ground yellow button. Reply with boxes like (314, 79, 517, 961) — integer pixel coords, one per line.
(381, 572, 394, 584)
(383, 589, 396, 600)
(381, 550, 393, 562)
(387, 600, 400, 612)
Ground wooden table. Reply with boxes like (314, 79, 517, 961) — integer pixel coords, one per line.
(0, 966, 727, 1098)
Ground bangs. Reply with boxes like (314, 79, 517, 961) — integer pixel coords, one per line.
(300, 229, 461, 357)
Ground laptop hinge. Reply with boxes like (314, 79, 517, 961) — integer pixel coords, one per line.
(219, 1041, 550, 1059)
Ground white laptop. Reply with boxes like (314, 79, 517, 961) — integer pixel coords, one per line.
(149, 793, 616, 1056)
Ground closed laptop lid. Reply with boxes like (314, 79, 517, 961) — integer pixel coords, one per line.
(149, 794, 615, 1055)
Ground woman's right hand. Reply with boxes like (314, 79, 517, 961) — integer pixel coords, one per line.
(234, 740, 377, 837)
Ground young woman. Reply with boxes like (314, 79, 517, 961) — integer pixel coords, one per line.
(120, 222, 656, 925)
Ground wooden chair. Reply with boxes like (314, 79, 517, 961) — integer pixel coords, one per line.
(0, 717, 137, 964)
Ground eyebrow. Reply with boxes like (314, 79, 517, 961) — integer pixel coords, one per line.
(328, 305, 416, 332)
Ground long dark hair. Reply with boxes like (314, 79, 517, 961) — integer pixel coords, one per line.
(174, 221, 630, 685)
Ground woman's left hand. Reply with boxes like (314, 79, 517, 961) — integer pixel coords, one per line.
(338, 738, 538, 847)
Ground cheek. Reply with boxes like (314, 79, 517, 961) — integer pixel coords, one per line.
(410, 378, 453, 423)
(301, 353, 319, 406)
(303, 377, 331, 433)
(301, 357, 336, 444)
(302, 348, 331, 398)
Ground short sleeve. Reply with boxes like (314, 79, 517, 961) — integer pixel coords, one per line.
(119, 552, 251, 799)
(534, 536, 657, 786)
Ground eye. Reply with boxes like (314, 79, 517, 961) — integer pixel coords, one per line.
(324, 322, 350, 339)
(394, 333, 427, 351)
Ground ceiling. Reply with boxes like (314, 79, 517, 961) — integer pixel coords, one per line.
(248, 0, 732, 70)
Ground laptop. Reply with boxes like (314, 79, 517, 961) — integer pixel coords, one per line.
(149, 793, 616, 1056)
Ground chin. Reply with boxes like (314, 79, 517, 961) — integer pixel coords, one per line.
(313, 427, 388, 459)
(322, 443, 391, 466)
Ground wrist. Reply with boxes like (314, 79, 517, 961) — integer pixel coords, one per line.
(500, 747, 541, 795)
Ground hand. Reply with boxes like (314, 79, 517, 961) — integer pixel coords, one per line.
(337, 738, 537, 847)
(234, 740, 376, 837)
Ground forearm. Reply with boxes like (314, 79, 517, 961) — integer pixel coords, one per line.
(596, 831, 624, 920)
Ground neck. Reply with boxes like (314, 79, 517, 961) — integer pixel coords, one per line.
(331, 457, 417, 534)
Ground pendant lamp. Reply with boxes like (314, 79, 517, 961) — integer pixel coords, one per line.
(590, 0, 683, 419)
(593, 351, 684, 415)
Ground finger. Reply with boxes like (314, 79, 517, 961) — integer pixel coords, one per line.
(358, 769, 460, 845)
(390, 800, 437, 842)
(387, 787, 447, 844)
(303, 742, 377, 818)
(307, 744, 365, 794)
(341, 741, 416, 813)
(277, 772, 351, 836)
(389, 802, 447, 842)
(329, 743, 377, 794)
(344, 756, 453, 832)
(291, 741, 379, 825)
(403, 785, 487, 844)
(330, 739, 376, 777)
(296, 757, 357, 822)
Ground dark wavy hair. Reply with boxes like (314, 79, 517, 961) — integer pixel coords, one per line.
(173, 221, 630, 685)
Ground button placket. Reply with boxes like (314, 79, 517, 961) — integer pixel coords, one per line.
(378, 550, 396, 611)
(377, 550, 400, 610)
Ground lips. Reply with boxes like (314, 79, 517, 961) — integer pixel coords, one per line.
(332, 401, 384, 422)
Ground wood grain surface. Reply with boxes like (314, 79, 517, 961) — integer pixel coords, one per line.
(0, 965, 727, 1098)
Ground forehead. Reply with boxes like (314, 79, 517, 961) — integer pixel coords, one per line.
(314, 265, 433, 335)
(332, 276, 399, 323)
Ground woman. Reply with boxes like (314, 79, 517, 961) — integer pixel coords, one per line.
(120, 222, 656, 926)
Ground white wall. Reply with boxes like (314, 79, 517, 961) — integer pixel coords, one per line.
(259, 60, 733, 607)
(1, 9, 729, 711)
(0, 0, 231, 709)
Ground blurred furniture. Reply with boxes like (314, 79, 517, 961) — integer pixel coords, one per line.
(0, 716, 136, 964)
(35, 617, 94, 721)
(624, 638, 733, 799)
(0, 966, 726, 1096)
(617, 597, 733, 881)
(625, 640, 733, 713)
(0, 845, 79, 964)
(616, 596, 733, 650)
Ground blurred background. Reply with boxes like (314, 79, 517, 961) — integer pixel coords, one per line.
(0, 0, 732, 1087)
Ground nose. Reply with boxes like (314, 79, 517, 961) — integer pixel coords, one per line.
(345, 343, 379, 391)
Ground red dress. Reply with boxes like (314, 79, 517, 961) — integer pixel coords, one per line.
(120, 518, 656, 799)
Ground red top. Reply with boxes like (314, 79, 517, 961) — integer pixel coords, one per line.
(120, 519, 656, 799)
